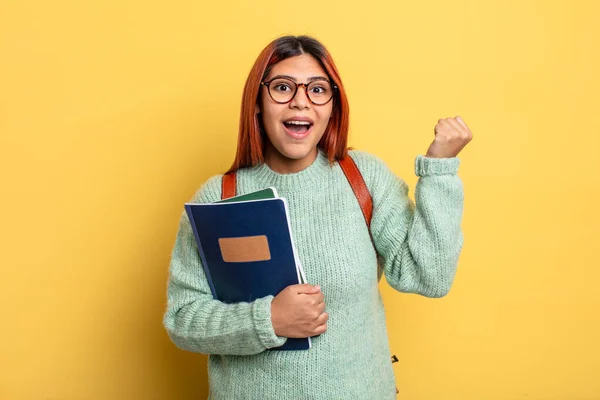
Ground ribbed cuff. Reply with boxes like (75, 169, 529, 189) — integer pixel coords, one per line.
(415, 155, 460, 176)
(252, 296, 287, 349)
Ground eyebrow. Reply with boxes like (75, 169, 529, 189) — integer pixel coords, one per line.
(269, 74, 329, 82)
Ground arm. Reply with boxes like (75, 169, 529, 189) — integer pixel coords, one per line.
(370, 155, 464, 298)
(162, 176, 287, 355)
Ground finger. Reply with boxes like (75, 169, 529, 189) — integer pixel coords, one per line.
(440, 118, 455, 130)
(434, 123, 447, 135)
(315, 312, 329, 324)
(313, 323, 327, 335)
(310, 292, 325, 305)
(455, 115, 470, 131)
(295, 284, 320, 294)
(310, 310, 328, 321)
(456, 116, 473, 140)
(435, 119, 452, 135)
(446, 117, 468, 136)
(303, 292, 324, 307)
(317, 301, 326, 314)
(320, 312, 329, 323)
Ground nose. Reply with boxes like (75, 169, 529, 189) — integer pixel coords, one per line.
(289, 84, 310, 109)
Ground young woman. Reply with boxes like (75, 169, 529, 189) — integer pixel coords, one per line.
(164, 35, 472, 399)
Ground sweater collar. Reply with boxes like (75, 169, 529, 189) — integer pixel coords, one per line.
(250, 149, 332, 192)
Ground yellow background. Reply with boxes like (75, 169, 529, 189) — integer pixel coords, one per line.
(1, 0, 598, 399)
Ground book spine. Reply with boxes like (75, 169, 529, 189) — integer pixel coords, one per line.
(184, 204, 218, 299)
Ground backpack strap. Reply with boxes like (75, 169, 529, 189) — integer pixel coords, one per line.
(338, 155, 373, 229)
(221, 172, 237, 200)
(222, 154, 373, 229)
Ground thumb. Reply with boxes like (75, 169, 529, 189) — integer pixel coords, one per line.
(295, 284, 321, 294)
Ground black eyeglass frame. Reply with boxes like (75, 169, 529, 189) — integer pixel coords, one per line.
(260, 78, 338, 106)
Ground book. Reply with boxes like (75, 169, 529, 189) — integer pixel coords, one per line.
(184, 191, 309, 351)
(216, 187, 278, 203)
(216, 188, 305, 284)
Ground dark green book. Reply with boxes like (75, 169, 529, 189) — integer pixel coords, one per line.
(217, 187, 278, 203)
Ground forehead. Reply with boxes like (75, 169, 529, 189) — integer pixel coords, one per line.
(266, 54, 328, 80)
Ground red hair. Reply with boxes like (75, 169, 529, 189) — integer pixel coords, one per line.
(226, 36, 350, 174)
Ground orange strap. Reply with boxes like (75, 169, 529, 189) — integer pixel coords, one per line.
(338, 156, 373, 229)
(221, 172, 237, 200)
(222, 155, 373, 228)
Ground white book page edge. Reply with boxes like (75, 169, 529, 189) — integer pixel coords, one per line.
(279, 197, 307, 285)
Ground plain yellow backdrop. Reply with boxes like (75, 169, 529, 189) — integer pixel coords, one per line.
(1, 0, 599, 399)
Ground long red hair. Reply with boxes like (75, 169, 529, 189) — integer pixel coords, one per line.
(226, 36, 350, 174)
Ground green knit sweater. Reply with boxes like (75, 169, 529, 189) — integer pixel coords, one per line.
(163, 149, 464, 399)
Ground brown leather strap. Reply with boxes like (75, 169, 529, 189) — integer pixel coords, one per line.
(338, 156, 373, 228)
(222, 172, 237, 200)
(221, 155, 373, 229)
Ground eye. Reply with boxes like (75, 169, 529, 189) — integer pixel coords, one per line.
(309, 85, 330, 96)
(273, 83, 292, 92)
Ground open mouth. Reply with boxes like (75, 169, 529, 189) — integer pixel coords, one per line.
(283, 120, 313, 138)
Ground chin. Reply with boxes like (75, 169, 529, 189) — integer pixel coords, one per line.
(278, 144, 317, 161)
(265, 126, 324, 163)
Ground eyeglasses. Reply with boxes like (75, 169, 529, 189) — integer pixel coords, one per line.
(261, 77, 337, 105)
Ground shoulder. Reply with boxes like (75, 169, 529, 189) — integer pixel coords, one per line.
(347, 149, 387, 173)
(347, 149, 408, 194)
(190, 174, 224, 203)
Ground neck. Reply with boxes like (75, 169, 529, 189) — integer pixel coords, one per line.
(264, 144, 319, 174)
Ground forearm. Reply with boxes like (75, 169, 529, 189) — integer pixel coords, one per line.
(163, 211, 287, 355)
(375, 156, 464, 297)
(164, 288, 285, 355)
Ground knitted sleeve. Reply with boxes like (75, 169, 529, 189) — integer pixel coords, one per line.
(350, 150, 464, 298)
(162, 175, 287, 355)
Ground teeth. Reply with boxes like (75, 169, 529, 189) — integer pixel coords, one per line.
(285, 120, 311, 125)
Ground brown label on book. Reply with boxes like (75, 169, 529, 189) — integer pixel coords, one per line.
(218, 235, 271, 263)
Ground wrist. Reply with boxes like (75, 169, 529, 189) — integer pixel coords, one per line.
(270, 300, 282, 336)
(415, 154, 460, 176)
(253, 296, 286, 348)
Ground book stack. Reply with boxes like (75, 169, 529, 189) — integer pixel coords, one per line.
(184, 188, 310, 351)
